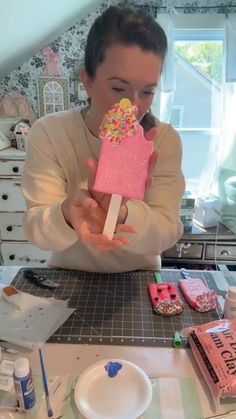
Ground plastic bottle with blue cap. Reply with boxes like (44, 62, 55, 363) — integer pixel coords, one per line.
(13, 357, 36, 410)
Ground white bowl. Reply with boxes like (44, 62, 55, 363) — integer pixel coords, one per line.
(74, 359, 153, 419)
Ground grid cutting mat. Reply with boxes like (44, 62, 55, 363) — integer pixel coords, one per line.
(12, 269, 224, 348)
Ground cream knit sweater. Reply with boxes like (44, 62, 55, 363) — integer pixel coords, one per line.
(21, 108, 185, 272)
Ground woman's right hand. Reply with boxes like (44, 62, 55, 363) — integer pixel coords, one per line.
(61, 188, 134, 251)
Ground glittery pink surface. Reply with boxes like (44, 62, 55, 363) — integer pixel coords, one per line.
(179, 279, 217, 312)
(93, 125, 153, 200)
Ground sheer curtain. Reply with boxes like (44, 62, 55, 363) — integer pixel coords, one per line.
(183, 12, 236, 223)
(151, 13, 175, 123)
(152, 10, 236, 232)
(217, 14, 236, 233)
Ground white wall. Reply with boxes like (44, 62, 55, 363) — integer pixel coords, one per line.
(0, 0, 104, 79)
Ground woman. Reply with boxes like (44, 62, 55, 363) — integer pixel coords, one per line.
(22, 6, 185, 272)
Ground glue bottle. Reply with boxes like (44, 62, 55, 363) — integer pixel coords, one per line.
(13, 357, 36, 410)
(223, 287, 236, 320)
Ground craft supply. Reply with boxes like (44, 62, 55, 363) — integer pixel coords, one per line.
(154, 272, 163, 284)
(183, 319, 236, 406)
(148, 282, 184, 316)
(74, 359, 152, 419)
(39, 348, 53, 417)
(204, 410, 236, 419)
(0, 344, 19, 355)
(24, 269, 59, 289)
(179, 269, 217, 312)
(12, 268, 223, 348)
(173, 331, 182, 348)
(180, 268, 190, 279)
(223, 287, 236, 319)
(93, 98, 153, 239)
(0, 406, 29, 414)
(193, 195, 220, 228)
(179, 279, 217, 312)
(13, 357, 36, 410)
(0, 358, 14, 392)
(2, 286, 22, 309)
(0, 285, 74, 349)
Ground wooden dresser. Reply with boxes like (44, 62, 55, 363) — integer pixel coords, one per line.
(0, 148, 50, 266)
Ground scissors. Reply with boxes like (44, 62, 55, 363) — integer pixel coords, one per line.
(24, 269, 59, 289)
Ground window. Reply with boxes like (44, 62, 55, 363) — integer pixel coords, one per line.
(44, 81, 64, 114)
(172, 29, 224, 196)
(37, 76, 70, 117)
(170, 106, 183, 128)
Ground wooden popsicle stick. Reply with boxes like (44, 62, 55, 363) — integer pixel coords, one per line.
(103, 194, 122, 240)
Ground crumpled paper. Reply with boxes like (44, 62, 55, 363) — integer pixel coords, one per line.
(0, 290, 74, 349)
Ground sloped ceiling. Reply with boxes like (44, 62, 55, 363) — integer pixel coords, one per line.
(0, 0, 104, 80)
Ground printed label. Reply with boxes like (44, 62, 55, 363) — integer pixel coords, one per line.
(0, 360, 14, 392)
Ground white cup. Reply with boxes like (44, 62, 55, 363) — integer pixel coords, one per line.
(15, 133, 28, 151)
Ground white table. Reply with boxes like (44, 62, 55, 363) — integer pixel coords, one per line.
(1, 266, 236, 419)
(0, 266, 234, 377)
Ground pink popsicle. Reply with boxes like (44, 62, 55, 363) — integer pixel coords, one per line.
(94, 123, 153, 200)
(93, 98, 154, 239)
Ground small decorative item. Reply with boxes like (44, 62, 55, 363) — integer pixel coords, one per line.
(73, 59, 88, 105)
(42, 47, 61, 76)
(37, 76, 70, 117)
(10, 118, 31, 150)
(77, 82, 88, 104)
(0, 92, 36, 124)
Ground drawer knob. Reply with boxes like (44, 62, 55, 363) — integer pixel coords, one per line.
(9, 254, 15, 260)
(219, 249, 230, 256)
(12, 166, 19, 173)
(2, 194, 8, 200)
(6, 225, 13, 232)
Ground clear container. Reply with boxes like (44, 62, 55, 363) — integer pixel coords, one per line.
(193, 195, 220, 228)
(223, 287, 236, 320)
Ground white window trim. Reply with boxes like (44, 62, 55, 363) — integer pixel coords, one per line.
(173, 26, 223, 135)
(172, 13, 225, 30)
(170, 105, 184, 128)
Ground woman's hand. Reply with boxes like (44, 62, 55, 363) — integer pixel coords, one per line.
(61, 188, 134, 250)
(86, 158, 128, 224)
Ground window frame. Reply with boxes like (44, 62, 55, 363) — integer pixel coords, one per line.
(171, 23, 224, 195)
(173, 27, 224, 135)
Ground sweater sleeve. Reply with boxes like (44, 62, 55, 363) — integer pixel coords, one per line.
(121, 123, 185, 255)
(21, 118, 78, 251)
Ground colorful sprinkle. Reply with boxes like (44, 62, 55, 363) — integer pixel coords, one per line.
(155, 300, 184, 316)
(179, 279, 217, 312)
(99, 98, 138, 145)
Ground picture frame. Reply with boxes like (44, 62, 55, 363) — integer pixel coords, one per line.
(37, 76, 70, 117)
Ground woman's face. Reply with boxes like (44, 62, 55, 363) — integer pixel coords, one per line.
(82, 43, 162, 134)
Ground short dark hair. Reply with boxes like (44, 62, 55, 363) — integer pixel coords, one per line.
(84, 6, 167, 131)
(85, 6, 167, 79)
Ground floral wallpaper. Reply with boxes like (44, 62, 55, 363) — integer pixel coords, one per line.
(0, 0, 235, 118)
